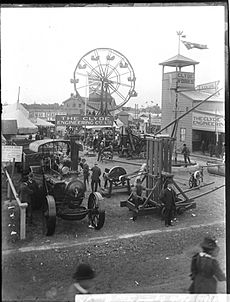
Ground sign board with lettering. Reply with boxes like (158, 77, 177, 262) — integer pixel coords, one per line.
(196, 81, 220, 95)
(2, 145, 23, 162)
(168, 72, 195, 89)
(192, 111, 224, 133)
(177, 72, 195, 88)
(55, 115, 114, 127)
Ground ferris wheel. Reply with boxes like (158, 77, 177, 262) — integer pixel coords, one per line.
(71, 48, 137, 115)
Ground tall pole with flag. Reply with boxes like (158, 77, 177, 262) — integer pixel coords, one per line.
(177, 31, 186, 55)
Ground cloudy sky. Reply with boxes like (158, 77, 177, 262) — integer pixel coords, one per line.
(1, 4, 226, 108)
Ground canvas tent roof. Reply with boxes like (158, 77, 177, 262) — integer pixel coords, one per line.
(2, 120, 18, 135)
(2, 102, 38, 134)
(35, 118, 55, 127)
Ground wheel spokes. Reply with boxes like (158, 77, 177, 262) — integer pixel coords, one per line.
(106, 58, 124, 78)
(108, 83, 127, 101)
(94, 49, 105, 78)
(108, 71, 131, 80)
(109, 79, 132, 88)
(82, 58, 102, 79)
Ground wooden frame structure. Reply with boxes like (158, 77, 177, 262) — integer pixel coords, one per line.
(120, 136, 196, 219)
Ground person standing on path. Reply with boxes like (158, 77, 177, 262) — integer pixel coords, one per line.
(91, 163, 101, 192)
(181, 143, 191, 166)
(159, 181, 177, 227)
(80, 158, 90, 190)
(201, 140, 205, 154)
(67, 263, 95, 301)
(189, 237, 226, 294)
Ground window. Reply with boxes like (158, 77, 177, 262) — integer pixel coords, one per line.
(72, 103, 76, 107)
(180, 128, 186, 142)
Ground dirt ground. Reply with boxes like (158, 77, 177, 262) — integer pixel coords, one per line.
(1, 153, 227, 301)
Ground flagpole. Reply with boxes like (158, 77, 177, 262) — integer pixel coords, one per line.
(176, 31, 184, 55)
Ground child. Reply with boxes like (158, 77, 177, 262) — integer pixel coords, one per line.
(67, 263, 95, 300)
(189, 237, 226, 293)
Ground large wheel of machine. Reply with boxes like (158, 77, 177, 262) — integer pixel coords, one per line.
(107, 166, 127, 197)
(43, 195, 56, 236)
(88, 192, 105, 230)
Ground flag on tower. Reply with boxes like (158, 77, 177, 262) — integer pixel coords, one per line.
(182, 40, 208, 50)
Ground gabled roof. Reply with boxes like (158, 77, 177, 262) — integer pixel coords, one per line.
(159, 54, 199, 67)
(63, 96, 85, 104)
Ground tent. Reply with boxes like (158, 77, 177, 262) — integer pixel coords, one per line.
(34, 118, 55, 127)
(2, 102, 38, 134)
(2, 120, 18, 135)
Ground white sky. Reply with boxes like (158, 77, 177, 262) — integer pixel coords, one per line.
(1, 5, 226, 107)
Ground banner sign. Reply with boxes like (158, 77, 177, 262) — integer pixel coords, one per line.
(196, 81, 220, 95)
(177, 72, 195, 86)
(2, 145, 23, 162)
(192, 111, 224, 133)
(56, 115, 114, 127)
(168, 72, 195, 89)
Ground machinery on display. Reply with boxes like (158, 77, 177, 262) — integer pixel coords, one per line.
(102, 166, 132, 198)
(119, 88, 225, 220)
(118, 127, 147, 159)
(27, 138, 105, 236)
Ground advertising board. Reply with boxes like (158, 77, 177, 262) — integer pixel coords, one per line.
(2, 145, 23, 162)
(55, 115, 114, 127)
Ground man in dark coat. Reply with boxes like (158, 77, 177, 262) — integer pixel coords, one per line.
(28, 172, 41, 210)
(181, 143, 191, 166)
(159, 181, 177, 227)
(189, 237, 226, 293)
(18, 173, 34, 224)
(80, 159, 90, 190)
(90, 163, 101, 192)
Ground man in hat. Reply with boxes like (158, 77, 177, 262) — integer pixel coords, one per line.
(181, 143, 191, 166)
(67, 263, 95, 300)
(90, 163, 101, 192)
(18, 172, 34, 224)
(159, 181, 177, 227)
(189, 237, 226, 293)
(80, 158, 90, 190)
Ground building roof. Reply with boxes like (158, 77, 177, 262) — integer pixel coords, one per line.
(159, 54, 199, 67)
(179, 90, 223, 102)
(117, 110, 129, 116)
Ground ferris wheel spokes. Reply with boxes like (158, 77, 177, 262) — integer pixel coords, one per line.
(94, 49, 105, 78)
(109, 71, 131, 80)
(109, 79, 132, 88)
(104, 49, 113, 78)
(73, 48, 136, 113)
(108, 83, 127, 101)
(82, 58, 102, 80)
(106, 58, 124, 79)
